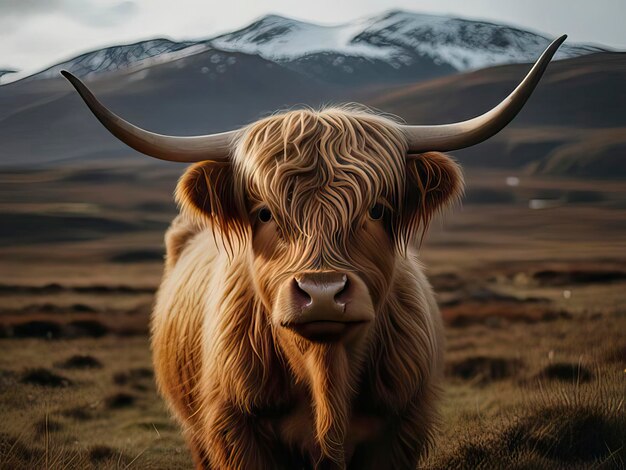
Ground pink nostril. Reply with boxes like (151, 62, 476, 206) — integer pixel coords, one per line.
(334, 276, 350, 305)
(292, 278, 312, 308)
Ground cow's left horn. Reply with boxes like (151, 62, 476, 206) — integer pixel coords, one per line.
(61, 71, 239, 162)
(403, 35, 566, 154)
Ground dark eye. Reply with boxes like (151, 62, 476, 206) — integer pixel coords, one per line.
(369, 203, 385, 220)
(258, 207, 272, 223)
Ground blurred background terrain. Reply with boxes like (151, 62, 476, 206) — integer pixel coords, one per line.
(0, 8, 625, 469)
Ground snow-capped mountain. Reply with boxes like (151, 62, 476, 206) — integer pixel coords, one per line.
(39, 38, 200, 79)
(210, 10, 603, 71)
(5, 39, 203, 84)
(2, 10, 607, 86)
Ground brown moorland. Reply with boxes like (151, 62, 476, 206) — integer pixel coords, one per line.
(0, 165, 624, 469)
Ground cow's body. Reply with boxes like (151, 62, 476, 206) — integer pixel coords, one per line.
(153, 214, 444, 469)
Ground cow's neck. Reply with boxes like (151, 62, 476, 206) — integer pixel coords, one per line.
(219, 256, 428, 464)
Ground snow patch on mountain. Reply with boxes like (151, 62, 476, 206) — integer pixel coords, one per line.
(210, 14, 396, 60)
(3, 38, 200, 84)
(355, 11, 601, 70)
(0, 69, 18, 83)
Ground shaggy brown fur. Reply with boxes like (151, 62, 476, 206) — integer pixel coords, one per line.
(151, 106, 463, 469)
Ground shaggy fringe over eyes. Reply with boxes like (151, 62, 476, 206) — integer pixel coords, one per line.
(175, 107, 464, 260)
(234, 106, 463, 256)
(233, 106, 409, 255)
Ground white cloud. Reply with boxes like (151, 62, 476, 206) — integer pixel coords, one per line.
(0, 0, 138, 26)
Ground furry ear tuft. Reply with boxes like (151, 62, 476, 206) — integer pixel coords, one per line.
(175, 161, 247, 246)
(397, 152, 464, 245)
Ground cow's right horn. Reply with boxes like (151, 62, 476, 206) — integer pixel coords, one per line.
(403, 35, 567, 154)
(61, 71, 239, 163)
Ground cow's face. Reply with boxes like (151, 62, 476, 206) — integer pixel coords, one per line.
(177, 109, 463, 348)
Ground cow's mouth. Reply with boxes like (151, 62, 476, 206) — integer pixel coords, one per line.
(283, 320, 369, 343)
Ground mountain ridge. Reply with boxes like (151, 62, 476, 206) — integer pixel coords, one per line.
(2, 10, 608, 86)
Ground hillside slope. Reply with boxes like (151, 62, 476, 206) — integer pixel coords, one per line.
(0, 50, 623, 178)
(368, 52, 626, 178)
(0, 49, 339, 166)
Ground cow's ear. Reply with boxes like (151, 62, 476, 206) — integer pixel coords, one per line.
(175, 161, 246, 238)
(397, 152, 464, 243)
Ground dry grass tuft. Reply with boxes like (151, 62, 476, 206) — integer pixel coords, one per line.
(33, 417, 63, 437)
(66, 320, 109, 338)
(0, 432, 42, 469)
(55, 354, 103, 370)
(20, 368, 72, 388)
(429, 272, 466, 292)
(88, 444, 118, 462)
(11, 320, 62, 339)
(109, 250, 164, 264)
(60, 406, 94, 422)
(533, 269, 626, 286)
(105, 392, 136, 409)
(0, 432, 133, 469)
(447, 356, 523, 384)
(113, 367, 154, 388)
(504, 404, 625, 464)
(442, 301, 571, 328)
(603, 344, 626, 364)
(430, 380, 626, 469)
(532, 362, 594, 384)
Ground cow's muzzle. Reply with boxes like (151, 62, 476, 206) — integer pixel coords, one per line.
(282, 271, 371, 342)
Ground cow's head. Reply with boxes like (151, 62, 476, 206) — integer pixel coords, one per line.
(173, 109, 463, 348)
(62, 37, 566, 349)
(170, 121, 462, 463)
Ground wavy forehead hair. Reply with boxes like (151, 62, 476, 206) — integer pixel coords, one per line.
(176, 105, 462, 258)
(233, 106, 409, 238)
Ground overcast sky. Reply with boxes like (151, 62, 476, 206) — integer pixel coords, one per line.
(1, 0, 624, 71)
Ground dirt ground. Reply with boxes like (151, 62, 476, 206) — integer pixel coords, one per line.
(0, 166, 625, 469)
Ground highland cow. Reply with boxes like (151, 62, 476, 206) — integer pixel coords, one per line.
(63, 36, 565, 469)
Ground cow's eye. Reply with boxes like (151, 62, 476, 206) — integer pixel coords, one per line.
(258, 208, 272, 223)
(369, 203, 384, 220)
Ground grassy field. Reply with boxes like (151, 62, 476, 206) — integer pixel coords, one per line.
(0, 166, 625, 469)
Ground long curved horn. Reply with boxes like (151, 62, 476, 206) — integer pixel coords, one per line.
(403, 35, 567, 154)
(61, 70, 239, 162)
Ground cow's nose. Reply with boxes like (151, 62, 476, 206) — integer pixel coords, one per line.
(293, 271, 349, 315)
